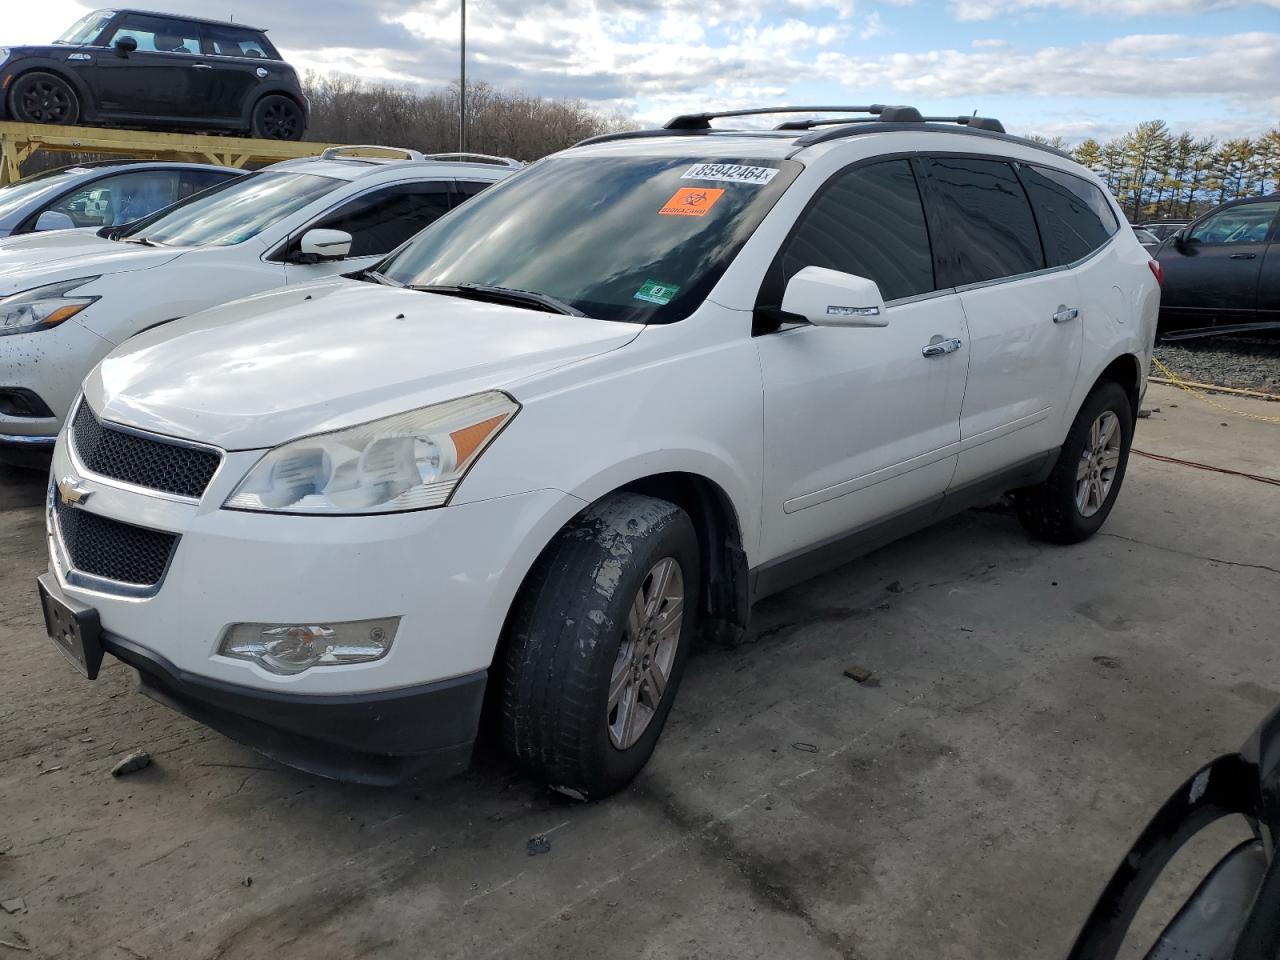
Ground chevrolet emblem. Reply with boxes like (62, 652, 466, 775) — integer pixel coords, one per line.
(57, 476, 92, 507)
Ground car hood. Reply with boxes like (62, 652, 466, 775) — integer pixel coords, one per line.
(0, 229, 181, 294)
(86, 279, 643, 450)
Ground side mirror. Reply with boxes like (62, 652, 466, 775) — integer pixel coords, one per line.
(781, 266, 888, 328)
(114, 36, 138, 57)
(1173, 228, 1192, 251)
(33, 210, 77, 232)
(296, 229, 353, 263)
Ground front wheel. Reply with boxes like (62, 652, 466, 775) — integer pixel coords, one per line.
(1013, 381, 1134, 544)
(251, 95, 305, 140)
(499, 493, 701, 800)
(10, 72, 81, 125)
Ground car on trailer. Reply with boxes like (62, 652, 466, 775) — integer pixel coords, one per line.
(0, 9, 309, 140)
(0, 159, 240, 238)
(0, 147, 517, 465)
(34, 105, 1160, 799)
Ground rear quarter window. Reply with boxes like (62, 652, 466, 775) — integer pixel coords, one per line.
(1019, 164, 1118, 266)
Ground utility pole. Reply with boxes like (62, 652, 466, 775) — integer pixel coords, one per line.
(459, 0, 466, 153)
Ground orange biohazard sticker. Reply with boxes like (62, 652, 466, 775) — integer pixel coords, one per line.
(658, 187, 725, 217)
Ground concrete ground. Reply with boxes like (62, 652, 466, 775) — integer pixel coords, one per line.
(0, 381, 1276, 960)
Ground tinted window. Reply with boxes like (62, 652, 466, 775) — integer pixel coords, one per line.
(1188, 202, 1279, 245)
(298, 182, 452, 258)
(39, 170, 182, 228)
(178, 169, 237, 199)
(380, 156, 801, 324)
(106, 15, 201, 54)
(204, 25, 276, 59)
(775, 159, 934, 303)
(1020, 164, 1118, 265)
(454, 180, 494, 200)
(925, 157, 1044, 286)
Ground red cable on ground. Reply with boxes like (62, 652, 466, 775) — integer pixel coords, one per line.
(1132, 448, 1280, 487)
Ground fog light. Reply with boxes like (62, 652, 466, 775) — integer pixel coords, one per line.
(219, 617, 398, 675)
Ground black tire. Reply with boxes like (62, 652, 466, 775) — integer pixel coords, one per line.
(251, 95, 305, 140)
(1013, 381, 1134, 544)
(10, 72, 80, 126)
(500, 493, 701, 800)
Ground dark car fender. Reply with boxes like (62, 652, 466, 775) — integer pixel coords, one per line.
(0, 48, 101, 121)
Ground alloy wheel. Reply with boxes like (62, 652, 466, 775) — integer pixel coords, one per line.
(1076, 410, 1121, 518)
(20, 81, 73, 123)
(261, 102, 300, 139)
(607, 557, 684, 750)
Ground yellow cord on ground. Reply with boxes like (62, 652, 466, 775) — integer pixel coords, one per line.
(1150, 355, 1280, 424)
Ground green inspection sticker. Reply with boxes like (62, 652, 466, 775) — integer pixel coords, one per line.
(634, 279, 679, 305)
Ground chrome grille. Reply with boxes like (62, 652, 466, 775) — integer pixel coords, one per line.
(72, 401, 220, 500)
(53, 497, 178, 587)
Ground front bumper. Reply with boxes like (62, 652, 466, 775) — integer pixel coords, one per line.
(0, 431, 55, 469)
(45, 421, 588, 780)
(109, 629, 487, 785)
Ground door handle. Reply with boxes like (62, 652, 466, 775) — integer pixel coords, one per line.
(192, 63, 214, 70)
(921, 337, 962, 358)
(1052, 305, 1080, 324)
(1229, 253, 1257, 260)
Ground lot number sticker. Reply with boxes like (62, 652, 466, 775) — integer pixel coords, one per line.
(682, 163, 779, 186)
(659, 187, 725, 217)
(634, 280, 680, 305)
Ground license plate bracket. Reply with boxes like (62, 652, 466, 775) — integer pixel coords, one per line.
(37, 573, 104, 680)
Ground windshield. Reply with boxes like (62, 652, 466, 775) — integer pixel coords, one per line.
(56, 11, 115, 45)
(379, 155, 801, 324)
(0, 168, 89, 223)
(125, 172, 340, 248)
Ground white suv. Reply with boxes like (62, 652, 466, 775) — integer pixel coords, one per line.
(37, 106, 1160, 798)
(0, 148, 516, 464)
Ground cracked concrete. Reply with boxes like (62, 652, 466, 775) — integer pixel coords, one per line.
(0, 382, 1276, 959)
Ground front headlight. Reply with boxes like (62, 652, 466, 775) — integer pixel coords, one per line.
(224, 391, 519, 515)
(0, 278, 100, 337)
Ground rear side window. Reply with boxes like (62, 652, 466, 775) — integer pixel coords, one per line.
(924, 157, 1044, 286)
(295, 182, 452, 259)
(203, 25, 277, 59)
(1020, 165, 1118, 265)
(774, 159, 935, 303)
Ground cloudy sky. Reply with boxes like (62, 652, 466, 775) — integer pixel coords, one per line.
(10, 0, 1280, 142)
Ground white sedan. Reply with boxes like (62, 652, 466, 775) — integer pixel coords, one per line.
(0, 147, 515, 465)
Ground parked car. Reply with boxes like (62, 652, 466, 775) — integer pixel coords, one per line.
(1069, 703, 1280, 960)
(1132, 226, 1161, 251)
(1140, 219, 1191, 242)
(36, 105, 1159, 798)
(1155, 195, 1279, 339)
(0, 159, 240, 238)
(1, 9, 309, 139)
(0, 147, 516, 464)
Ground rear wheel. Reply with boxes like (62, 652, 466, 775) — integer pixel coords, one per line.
(1013, 381, 1134, 544)
(251, 95, 304, 140)
(10, 73, 80, 126)
(499, 493, 700, 800)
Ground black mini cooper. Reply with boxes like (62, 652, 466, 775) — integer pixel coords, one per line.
(0, 9, 308, 140)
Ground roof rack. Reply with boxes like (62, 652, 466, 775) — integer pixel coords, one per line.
(319, 145, 426, 161)
(421, 152, 523, 168)
(774, 114, 1006, 134)
(663, 105, 925, 130)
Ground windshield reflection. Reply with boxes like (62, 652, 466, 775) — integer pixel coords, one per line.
(128, 172, 339, 248)
(381, 156, 800, 324)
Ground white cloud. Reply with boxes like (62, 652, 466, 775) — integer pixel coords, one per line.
(950, 0, 1280, 20)
(860, 11, 885, 38)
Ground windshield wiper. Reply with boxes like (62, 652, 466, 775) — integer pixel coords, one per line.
(120, 236, 161, 247)
(360, 270, 403, 288)
(410, 283, 586, 318)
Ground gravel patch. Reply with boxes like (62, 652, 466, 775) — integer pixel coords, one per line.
(1152, 336, 1280, 394)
